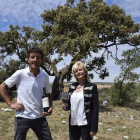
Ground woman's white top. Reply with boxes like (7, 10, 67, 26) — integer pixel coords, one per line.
(70, 89, 88, 126)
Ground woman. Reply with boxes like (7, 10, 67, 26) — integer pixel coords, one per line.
(62, 61, 99, 140)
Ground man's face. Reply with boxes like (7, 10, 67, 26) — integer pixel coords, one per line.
(28, 52, 42, 70)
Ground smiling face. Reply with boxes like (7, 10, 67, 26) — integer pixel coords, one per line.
(74, 66, 86, 82)
(28, 52, 42, 72)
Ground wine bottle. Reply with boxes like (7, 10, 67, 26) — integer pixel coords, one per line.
(42, 87, 50, 113)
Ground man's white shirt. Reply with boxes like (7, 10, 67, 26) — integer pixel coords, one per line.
(5, 67, 50, 119)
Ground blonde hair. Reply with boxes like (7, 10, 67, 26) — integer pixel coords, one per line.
(72, 61, 89, 81)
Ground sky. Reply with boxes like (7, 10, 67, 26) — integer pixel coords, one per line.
(0, 0, 140, 83)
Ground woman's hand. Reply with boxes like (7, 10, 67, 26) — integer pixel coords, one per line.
(90, 131, 97, 137)
(62, 102, 68, 109)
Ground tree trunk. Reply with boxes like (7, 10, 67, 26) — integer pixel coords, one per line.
(51, 72, 64, 100)
(51, 63, 74, 100)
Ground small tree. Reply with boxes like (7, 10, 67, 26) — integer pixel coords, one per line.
(136, 83, 140, 97)
(0, 59, 26, 101)
(110, 48, 140, 106)
(110, 79, 138, 106)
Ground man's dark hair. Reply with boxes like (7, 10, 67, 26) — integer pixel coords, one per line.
(28, 47, 44, 59)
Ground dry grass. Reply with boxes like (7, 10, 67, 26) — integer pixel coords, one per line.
(0, 100, 69, 140)
(0, 86, 140, 140)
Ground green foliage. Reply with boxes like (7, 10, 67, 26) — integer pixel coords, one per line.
(40, 0, 140, 81)
(110, 81, 137, 106)
(0, 59, 25, 100)
(98, 88, 110, 103)
(110, 48, 140, 106)
(0, 59, 26, 83)
(136, 83, 140, 96)
(0, 96, 4, 102)
(0, 0, 140, 100)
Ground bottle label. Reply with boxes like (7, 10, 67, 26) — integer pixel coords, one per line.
(42, 97, 49, 107)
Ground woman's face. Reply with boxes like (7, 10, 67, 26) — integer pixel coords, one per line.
(74, 66, 86, 81)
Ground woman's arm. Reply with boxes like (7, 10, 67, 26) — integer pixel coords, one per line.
(90, 84, 99, 133)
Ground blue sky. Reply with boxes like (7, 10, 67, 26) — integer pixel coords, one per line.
(0, 0, 140, 83)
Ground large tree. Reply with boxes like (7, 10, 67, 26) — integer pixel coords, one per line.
(0, 0, 140, 100)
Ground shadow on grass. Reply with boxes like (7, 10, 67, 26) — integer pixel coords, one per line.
(124, 102, 140, 111)
(99, 101, 140, 112)
(99, 105, 114, 112)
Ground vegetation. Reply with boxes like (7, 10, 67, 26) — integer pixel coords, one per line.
(98, 88, 110, 104)
(0, 0, 140, 100)
(110, 81, 138, 106)
(0, 84, 140, 140)
(0, 0, 140, 139)
(110, 48, 140, 106)
(136, 83, 140, 96)
(0, 59, 25, 102)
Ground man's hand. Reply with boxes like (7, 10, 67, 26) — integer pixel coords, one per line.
(43, 106, 53, 116)
(10, 103, 25, 112)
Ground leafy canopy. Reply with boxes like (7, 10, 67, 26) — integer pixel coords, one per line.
(0, 0, 140, 83)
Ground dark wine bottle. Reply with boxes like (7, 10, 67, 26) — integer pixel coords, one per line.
(42, 87, 50, 113)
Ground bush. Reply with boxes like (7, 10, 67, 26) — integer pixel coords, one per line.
(136, 83, 140, 96)
(98, 88, 110, 103)
(0, 95, 4, 102)
(110, 81, 137, 106)
(0, 90, 17, 103)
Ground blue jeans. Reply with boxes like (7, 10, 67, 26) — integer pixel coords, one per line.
(14, 116, 52, 140)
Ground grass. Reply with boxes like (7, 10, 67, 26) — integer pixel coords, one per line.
(0, 88, 140, 140)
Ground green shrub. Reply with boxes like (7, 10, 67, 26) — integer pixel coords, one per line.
(0, 90, 17, 102)
(136, 83, 140, 96)
(98, 88, 110, 103)
(0, 95, 4, 102)
(110, 81, 137, 106)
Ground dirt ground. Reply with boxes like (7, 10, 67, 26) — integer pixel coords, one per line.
(97, 85, 111, 89)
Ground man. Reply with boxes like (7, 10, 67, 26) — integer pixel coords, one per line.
(0, 47, 53, 140)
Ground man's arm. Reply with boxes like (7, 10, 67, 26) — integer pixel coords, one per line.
(0, 82, 12, 106)
(0, 82, 25, 111)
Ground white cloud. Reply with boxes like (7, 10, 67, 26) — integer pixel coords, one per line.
(0, 0, 66, 31)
